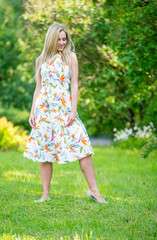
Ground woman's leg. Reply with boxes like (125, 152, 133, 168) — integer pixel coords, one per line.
(39, 162, 53, 200)
(79, 155, 104, 202)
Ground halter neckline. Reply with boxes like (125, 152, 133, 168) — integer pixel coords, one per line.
(46, 52, 63, 65)
(56, 51, 62, 56)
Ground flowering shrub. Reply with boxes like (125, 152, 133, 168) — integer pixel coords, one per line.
(0, 116, 28, 151)
(112, 122, 157, 151)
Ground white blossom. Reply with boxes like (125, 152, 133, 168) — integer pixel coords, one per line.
(113, 122, 156, 142)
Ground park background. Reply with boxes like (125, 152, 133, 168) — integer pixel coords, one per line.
(0, 0, 157, 239)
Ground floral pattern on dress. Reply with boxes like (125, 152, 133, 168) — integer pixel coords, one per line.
(23, 52, 94, 164)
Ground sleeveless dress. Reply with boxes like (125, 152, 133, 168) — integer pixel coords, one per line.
(23, 52, 94, 164)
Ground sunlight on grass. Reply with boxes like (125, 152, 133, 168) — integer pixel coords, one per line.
(1, 233, 36, 239)
(2, 169, 35, 182)
(1, 231, 97, 240)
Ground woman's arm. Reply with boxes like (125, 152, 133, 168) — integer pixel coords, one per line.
(70, 52, 78, 115)
(30, 57, 42, 115)
(66, 52, 78, 127)
(28, 58, 42, 129)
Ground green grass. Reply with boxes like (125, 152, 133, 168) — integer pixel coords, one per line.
(0, 146, 156, 240)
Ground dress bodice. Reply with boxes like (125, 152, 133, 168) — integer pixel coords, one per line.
(40, 52, 71, 92)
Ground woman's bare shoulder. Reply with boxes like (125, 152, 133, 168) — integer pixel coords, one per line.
(69, 51, 78, 61)
(36, 56, 40, 65)
(36, 56, 43, 69)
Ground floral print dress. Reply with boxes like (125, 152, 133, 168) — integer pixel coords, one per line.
(23, 52, 94, 164)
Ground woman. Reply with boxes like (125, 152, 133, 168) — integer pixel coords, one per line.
(23, 23, 108, 204)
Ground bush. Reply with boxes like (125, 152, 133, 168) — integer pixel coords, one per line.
(141, 139, 157, 159)
(0, 103, 30, 130)
(0, 116, 28, 151)
(112, 122, 157, 153)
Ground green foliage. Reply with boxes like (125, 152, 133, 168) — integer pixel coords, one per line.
(1, 77, 35, 110)
(0, 0, 23, 83)
(0, 116, 28, 151)
(113, 136, 151, 150)
(106, 0, 157, 128)
(0, 0, 35, 110)
(141, 139, 157, 159)
(0, 103, 30, 130)
(0, 0, 156, 136)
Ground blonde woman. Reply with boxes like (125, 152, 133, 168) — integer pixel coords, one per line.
(23, 23, 108, 204)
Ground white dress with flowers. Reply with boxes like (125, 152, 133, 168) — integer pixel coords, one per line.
(23, 52, 94, 164)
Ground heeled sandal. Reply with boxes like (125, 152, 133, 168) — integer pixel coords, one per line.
(87, 189, 109, 203)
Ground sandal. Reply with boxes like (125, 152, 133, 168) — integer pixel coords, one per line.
(87, 189, 109, 203)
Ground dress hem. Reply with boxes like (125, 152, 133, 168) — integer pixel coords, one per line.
(23, 151, 94, 164)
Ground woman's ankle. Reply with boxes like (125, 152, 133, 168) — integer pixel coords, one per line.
(42, 193, 49, 198)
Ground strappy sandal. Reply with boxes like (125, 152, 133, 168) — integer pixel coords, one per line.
(87, 189, 109, 203)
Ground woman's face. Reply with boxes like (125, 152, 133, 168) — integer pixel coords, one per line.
(57, 30, 67, 52)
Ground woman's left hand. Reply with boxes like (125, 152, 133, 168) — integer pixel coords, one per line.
(65, 112, 76, 127)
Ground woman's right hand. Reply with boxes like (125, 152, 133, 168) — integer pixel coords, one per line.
(29, 112, 36, 129)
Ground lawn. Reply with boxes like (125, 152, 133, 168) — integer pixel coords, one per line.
(0, 146, 156, 240)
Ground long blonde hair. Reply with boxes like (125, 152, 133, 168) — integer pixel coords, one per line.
(35, 23, 75, 81)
